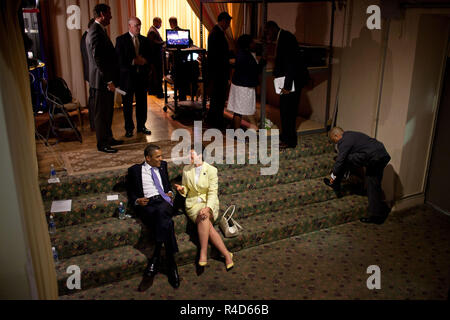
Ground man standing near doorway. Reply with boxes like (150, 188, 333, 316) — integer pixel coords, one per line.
(116, 17, 152, 138)
(147, 17, 164, 99)
(86, 4, 123, 153)
(206, 11, 232, 130)
(264, 21, 310, 149)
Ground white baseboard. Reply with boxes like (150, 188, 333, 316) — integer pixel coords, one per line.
(392, 193, 425, 212)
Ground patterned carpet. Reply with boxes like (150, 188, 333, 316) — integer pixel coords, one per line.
(61, 205, 450, 300)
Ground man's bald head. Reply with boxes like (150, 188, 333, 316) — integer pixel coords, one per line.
(329, 127, 344, 144)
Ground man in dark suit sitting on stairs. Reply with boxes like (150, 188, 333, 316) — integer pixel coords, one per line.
(127, 144, 180, 290)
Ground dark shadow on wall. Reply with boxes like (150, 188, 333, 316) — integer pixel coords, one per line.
(383, 164, 404, 208)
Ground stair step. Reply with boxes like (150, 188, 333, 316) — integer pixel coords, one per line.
(45, 192, 128, 228)
(40, 134, 333, 201)
(170, 176, 360, 235)
(51, 218, 142, 259)
(55, 245, 147, 295)
(172, 195, 368, 267)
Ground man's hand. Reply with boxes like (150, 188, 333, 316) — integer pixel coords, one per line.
(136, 197, 149, 206)
(280, 88, 291, 95)
(107, 82, 116, 92)
(134, 55, 147, 66)
(166, 191, 174, 201)
(329, 178, 334, 185)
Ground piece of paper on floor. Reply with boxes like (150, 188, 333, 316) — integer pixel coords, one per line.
(48, 178, 60, 184)
(107, 194, 119, 201)
(51, 200, 72, 213)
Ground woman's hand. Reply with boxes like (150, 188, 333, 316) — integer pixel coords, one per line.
(174, 184, 184, 193)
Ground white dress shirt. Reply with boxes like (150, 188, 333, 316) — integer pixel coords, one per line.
(194, 165, 204, 203)
(141, 162, 163, 198)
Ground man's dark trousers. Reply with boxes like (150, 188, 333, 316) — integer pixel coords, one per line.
(122, 73, 148, 133)
(92, 88, 114, 149)
(136, 198, 179, 254)
(366, 155, 391, 219)
(280, 89, 301, 147)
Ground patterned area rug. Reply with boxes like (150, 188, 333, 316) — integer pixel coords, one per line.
(61, 141, 179, 176)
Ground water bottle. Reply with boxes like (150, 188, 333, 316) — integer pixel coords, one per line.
(118, 202, 126, 220)
(48, 215, 56, 234)
(52, 247, 59, 264)
(50, 164, 56, 179)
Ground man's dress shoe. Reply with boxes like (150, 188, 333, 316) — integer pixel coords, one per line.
(138, 128, 152, 135)
(98, 146, 118, 153)
(137, 274, 154, 292)
(109, 138, 124, 146)
(168, 264, 180, 289)
(125, 131, 133, 138)
(360, 216, 386, 225)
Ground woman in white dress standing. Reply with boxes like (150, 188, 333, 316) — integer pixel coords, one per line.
(227, 34, 262, 130)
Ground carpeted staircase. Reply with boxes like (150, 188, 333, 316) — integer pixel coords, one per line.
(39, 133, 368, 297)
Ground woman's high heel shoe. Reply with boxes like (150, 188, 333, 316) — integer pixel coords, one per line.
(226, 253, 234, 271)
(198, 260, 208, 267)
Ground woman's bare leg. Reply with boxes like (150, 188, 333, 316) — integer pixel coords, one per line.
(197, 216, 210, 262)
(208, 224, 233, 265)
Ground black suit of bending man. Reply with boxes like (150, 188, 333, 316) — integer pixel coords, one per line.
(267, 21, 309, 148)
(86, 16, 121, 152)
(115, 31, 152, 136)
(127, 148, 180, 289)
(329, 130, 391, 224)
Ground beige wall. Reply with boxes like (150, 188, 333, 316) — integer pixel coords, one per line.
(337, 4, 450, 206)
(267, 1, 450, 209)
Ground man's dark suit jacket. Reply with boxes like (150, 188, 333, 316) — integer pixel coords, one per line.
(333, 131, 391, 179)
(86, 22, 119, 90)
(207, 24, 230, 82)
(115, 32, 151, 93)
(81, 31, 89, 82)
(127, 160, 172, 206)
(273, 29, 309, 91)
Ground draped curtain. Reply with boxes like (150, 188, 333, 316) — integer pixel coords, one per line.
(186, 0, 245, 50)
(135, 0, 209, 48)
(0, 1, 58, 299)
(41, 0, 136, 107)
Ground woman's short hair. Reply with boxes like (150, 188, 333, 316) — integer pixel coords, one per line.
(237, 34, 253, 51)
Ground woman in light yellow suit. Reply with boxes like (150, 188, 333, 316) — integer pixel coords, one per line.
(175, 148, 234, 271)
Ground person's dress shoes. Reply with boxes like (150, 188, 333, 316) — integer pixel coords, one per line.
(137, 274, 154, 292)
(98, 146, 118, 153)
(168, 264, 180, 289)
(109, 138, 124, 146)
(138, 128, 152, 135)
(145, 257, 160, 277)
(125, 131, 133, 138)
(360, 216, 386, 225)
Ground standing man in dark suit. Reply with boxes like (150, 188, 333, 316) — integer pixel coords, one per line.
(115, 17, 152, 138)
(127, 144, 180, 290)
(86, 4, 123, 153)
(324, 127, 391, 224)
(206, 11, 232, 130)
(264, 21, 310, 149)
(81, 18, 96, 131)
(147, 17, 164, 99)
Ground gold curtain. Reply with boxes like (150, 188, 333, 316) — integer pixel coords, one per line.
(136, 0, 208, 48)
(0, 1, 58, 299)
(42, 0, 136, 107)
(185, 0, 244, 51)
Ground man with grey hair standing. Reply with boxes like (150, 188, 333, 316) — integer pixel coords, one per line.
(116, 17, 152, 137)
(325, 127, 391, 225)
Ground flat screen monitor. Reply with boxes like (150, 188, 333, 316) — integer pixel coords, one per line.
(166, 29, 190, 48)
